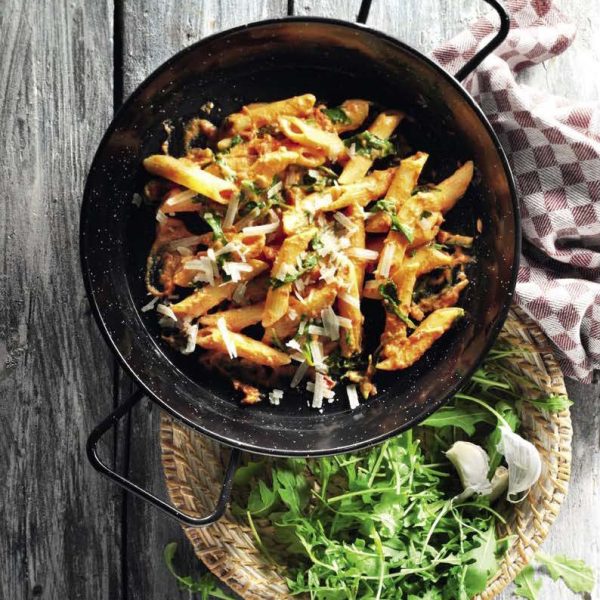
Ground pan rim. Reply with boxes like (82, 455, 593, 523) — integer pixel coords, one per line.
(80, 15, 521, 457)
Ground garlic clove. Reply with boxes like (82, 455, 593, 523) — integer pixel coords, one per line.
(497, 425, 542, 502)
(488, 466, 509, 502)
(446, 441, 493, 499)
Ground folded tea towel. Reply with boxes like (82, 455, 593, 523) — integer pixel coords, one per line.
(433, 0, 600, 382)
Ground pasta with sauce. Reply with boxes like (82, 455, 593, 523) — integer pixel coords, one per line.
(140, 94, 475, 410)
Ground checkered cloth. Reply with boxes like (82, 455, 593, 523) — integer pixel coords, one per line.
(432, 0, 600, 382)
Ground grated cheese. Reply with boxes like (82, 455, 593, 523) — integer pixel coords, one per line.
(268, 389, 283, 405)
(242, 221, 280, 235)
(311, 372, 325, 409)
(377, 242, 395, 278)
(337, 315, 353, 329)
(321, 306, 340, 341)
(308, 324, 327, 336)
(141, 296, 159, 312)
(319, 265, 337, 284)
(156, 210, 167, 223)
(267, 181, 283, 198)
(286, 339, 302, 352)
(346, 384, 359, 410)
(217, 317, 237, 358)
(232, 282, 247, 305)
(333, 212, 358, 232)
(222, 261, 253, 282)
(156, 303, 177, 322)
(290, 361, 309, 388)
(347, 247, 379, 261)
(182, 323, 198, 355)
(222, 193, 240, 228)
(165, 189, 197, 207)
(207, 248, 219, 279)
(339, 292, 360, 309)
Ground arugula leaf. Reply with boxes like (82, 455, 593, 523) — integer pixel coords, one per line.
(514, 565, 542, 600)
(526, 394, 573, 413)
(344, 131, 397, 159)
(322, 106, 351, 124)
(247, 479, 278, 516)
(233, 460, 265, 486)
(164, 542, 235, 599)
(463, 526, 498, 597)
(269, 253, 318, 288)
(422, 404, 493, 436)
(379, 281, 416, 328)
(537, 552, 596, 593)
(202, 212, 226, 243)
(391, 218, 415, 243)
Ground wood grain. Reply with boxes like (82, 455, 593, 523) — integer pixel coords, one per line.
(0, 0, 121, 599)
(119, 3, 287, 598)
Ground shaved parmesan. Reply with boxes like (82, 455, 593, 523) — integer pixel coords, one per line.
(176, 246, 193, 256)
(222, 193, 240, 228)
(347, 247, 379, 261)
(286, 339, 302, 352)
(321, 306, 340, 341)
(339, 292, 360, 309)
(334, 212, 357, 232)
(217, 317, 237, 359)
(337, 316, 353, 329)
(182, 323, 198, 354)
(291, 361, 309, 388)
(215, 241, 241, 257)
(222, 261, 253, 282)
(311, 372, 325, 409)
(319, 265, 337, 284)
(165, 189, 197, 207)
(232, 282, 247, 305)
(377, 242, 395, 278)
(141, 296, 159, 312)
(308, 324, 327, 336)
(242, 221, 280, 235)
(166, 235, 205, 250)
(347, 384, 359, 410)
(310, 340, 326, 372)
(156, 303, 177, 322)
(156, 210, 167, 223)
(348, 143, 356, 157)
(267, 181, 283, 198)
(268, 389, 283, 405)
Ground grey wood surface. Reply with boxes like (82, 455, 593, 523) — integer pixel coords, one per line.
(1, 1, 598, 599)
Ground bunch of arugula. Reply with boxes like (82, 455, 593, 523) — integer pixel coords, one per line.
(229, 344, 574, 600)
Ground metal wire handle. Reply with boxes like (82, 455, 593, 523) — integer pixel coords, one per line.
(356, 0, 510, 81)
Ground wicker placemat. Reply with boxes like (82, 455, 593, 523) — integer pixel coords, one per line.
(159, 306, 572, 599)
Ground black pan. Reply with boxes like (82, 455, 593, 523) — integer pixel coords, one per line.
(82, 0, 519, 525)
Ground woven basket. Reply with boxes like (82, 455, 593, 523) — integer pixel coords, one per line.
(160, 306, 572, 599)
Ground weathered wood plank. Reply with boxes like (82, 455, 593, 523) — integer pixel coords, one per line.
(120, 3, 287, 598)
(0, 1, 120, 599)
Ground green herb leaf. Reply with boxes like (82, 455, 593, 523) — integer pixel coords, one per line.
(372, 198, 396, 213)
(322, 106, 351, 124)
(391, 219, 415, 243)
(378, 281, 416, 328)
(202, 212, 226, 243)
(422, 404, 493, 436)
(514, 565, 542, 600)
(344, 131, 397, 159)
(463, 526, 498, 597)
(526, 394, 573, 413)
(537, 552, 596, 593)
(421, 210, 433, 219)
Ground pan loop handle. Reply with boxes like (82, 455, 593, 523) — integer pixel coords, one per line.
(356, 0, 510, 82)
(86, 389, 240, 526)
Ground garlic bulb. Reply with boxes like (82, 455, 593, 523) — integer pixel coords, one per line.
(446, 441, 493, 500)
(497, 425, 542, 502)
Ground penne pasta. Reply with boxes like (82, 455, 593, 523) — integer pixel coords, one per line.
(143, 155, 238, 204)
(196, 327, 291, 367)
(142, 95, 474, 408)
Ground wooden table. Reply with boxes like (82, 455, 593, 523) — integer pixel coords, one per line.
(2, 1, 599, 598)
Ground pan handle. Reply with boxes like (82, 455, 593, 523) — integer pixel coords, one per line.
(356, 0, 510, 82)
(86, 389, 240, 526)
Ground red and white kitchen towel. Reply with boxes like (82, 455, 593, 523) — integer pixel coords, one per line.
(432, 0, 600, 382)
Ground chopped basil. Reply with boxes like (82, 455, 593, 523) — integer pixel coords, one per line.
(372, 198, 396, 213)
(228, 134, 243, 149)
(325, 350, 367, 377)
(379, 281, 416, 328)
(322, 106, 351, 125)
(412, 184, 440, 196)
(344, 131, 397, 159)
